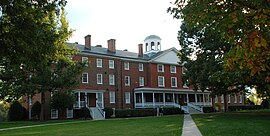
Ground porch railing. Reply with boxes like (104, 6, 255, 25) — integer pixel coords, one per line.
(97, 102, 105, 119)
(135, 102, 179, 108)
(187, 102, 203, 112)
(73, 101, 86, 109)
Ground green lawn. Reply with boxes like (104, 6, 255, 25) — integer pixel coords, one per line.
(192, 110, 270, 136)
(0, 115, 183, 136)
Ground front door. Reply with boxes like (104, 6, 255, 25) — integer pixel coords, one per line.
(88, 93, 96, 107)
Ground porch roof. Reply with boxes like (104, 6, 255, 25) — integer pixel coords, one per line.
(134, 87, 211, 94)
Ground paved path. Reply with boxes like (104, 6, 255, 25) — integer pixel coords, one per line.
(182, 114, 202, 136)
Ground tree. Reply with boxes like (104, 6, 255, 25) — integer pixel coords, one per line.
(0, 0, 75, 100)
(51, 90, 75, 120)
(169, 0, 270, 89)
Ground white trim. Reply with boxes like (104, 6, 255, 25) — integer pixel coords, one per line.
(139, 63, 144, 71)
(125, 92, 131, 104)
(109, 60, 114, 69)
(82, 73, 88, 83)
(228, 94, 231, 103)
(221, 94, 224, 103)
(125, 76, 130, 86)
(158, 76, 165, 87)
(171, 77, 177, 87)
(124, 62, 129, 70)
(51, 109, 58, 119)
(170, 65, 176, 73)
(96, 58, 102, 68)
(157, 64, 164, 72)
(139, 77, 144, 86)
(109, 91, 115, 104)
(66, 109, 73, 118)
(97, 74, 103, 84)
(109, 74, 115, 85)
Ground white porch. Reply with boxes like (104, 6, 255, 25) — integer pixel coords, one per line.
(73, 91, 104, 109)
(134, 88, 212, 109)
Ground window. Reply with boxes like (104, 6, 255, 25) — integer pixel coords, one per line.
(125, 92, 130, 104)
(109, 74, 115, 85)
(96, 59, 102, 68)
(228, 95, 231, 103)
(239, 94, 242, 103)
(151, 42, 154, 50)
(82, 57, 89, 66)
(215, 95, 218, 103)
(109, 60, 114, 69)
(125, 76, 130, 86)
(66, 109, 73, 119)
(97, 74, 103, 84)
(139, 63, 143, 71)
(82, 73, 88, 83)
(139, 77, 144, 86)
(234, 94, 237, 103)
(170, 65, 176, 73)
(157, 64, 164, 72)
(171, 77, 177, 87)
(109, 91, 115, 104)
(221, 94, 224, 103)
(124, 62, 129, 70)
(51, 109, 58, 119)
(145, 43, 148, 51)
(158, 76, 165, 87)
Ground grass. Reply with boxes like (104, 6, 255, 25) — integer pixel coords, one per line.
(192, 110, 270, 136)
(0, 115, 183, 136)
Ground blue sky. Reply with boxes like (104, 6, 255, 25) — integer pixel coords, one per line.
(65, 0, 181, 53)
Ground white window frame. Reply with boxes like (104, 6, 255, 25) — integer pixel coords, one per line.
(51, 109, 58, 119)
(234, 94, 237, 103)
(221, 94, 224, 103)
(125, 92, 131, 104)
(82, 57, 89, 66)
(158, 76, 165, 87)
(139, 63, 143, 71)
(66, 108, 73, 119)
(215, 95, 218, 103)
(109, 60, 114, 69)
(228, 95, 231, 103)
(82, 73, 88, 83)
(157, 64, 164, 72)
(125, 76, 130, 86)
(109, 74, 115, 85)
(124, 62, 129, 70)
(239, 94, 242, 103)
(170, 65, 176, 73)
(97, 74, 103, 84)
(109, 91, 115, 104)
(171, 77, 177, 87)
(96, 58, 102, 68)
(139, 77, 144, 86)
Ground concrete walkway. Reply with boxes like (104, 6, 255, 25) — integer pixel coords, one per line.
(182, 114, 202, 136)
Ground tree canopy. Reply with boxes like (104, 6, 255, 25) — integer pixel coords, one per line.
(169, 0, 270, 97)
(169, 0, 269, 84)
(0, 0, 83, 101)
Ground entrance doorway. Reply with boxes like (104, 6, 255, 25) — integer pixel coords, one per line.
(88, 93, 96, 107)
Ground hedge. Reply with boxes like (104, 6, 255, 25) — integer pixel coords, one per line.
(202, 107, 215, 113)
(104, 108, 183, 118)
(228, 105, 263, 112)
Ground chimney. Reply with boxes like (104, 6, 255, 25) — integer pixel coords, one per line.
(138, 43, 143, 57)
(108, 39, 116, 53)
(85, 35, 91, 50)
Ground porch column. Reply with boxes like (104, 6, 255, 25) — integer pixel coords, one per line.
(152, 92, 155, 108)
(78, 92, 81, 108)
(195, 93, 198, 105)
(101, 92, 104, 108)
(142, 92, 144, 107)
(163, 93, 165, 106)
(186, 94, 189, 103)
(85, 92, 87, 107)
(173, 93, 175, 104)
(203, 94, 205, 106)
(134, 93, 137, 108)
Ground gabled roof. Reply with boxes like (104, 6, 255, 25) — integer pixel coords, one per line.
(68, 43, 179, 63)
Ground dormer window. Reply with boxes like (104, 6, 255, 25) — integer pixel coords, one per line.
(145, 43, 148, 51)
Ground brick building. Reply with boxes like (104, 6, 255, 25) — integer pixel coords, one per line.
(23, 34, 244, 120)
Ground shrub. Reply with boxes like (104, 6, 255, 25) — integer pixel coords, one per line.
(104, 108, 113, 118)
(8, 101, 28, 121)
(163, 107, 183, 115)
(31, 101, 41, 119)
(202, 107, 215, 113)
(115, 109, 156, 118)
(0, 103, 8, 121)
(77, 107, 90, 119)
(228, 105, 263, 112)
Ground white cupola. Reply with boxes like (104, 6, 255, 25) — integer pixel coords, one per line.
(144, 35, 161, 54)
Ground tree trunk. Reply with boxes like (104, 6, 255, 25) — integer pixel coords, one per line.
(40, 92, 45, 120)
(224, 94, 227, 112)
